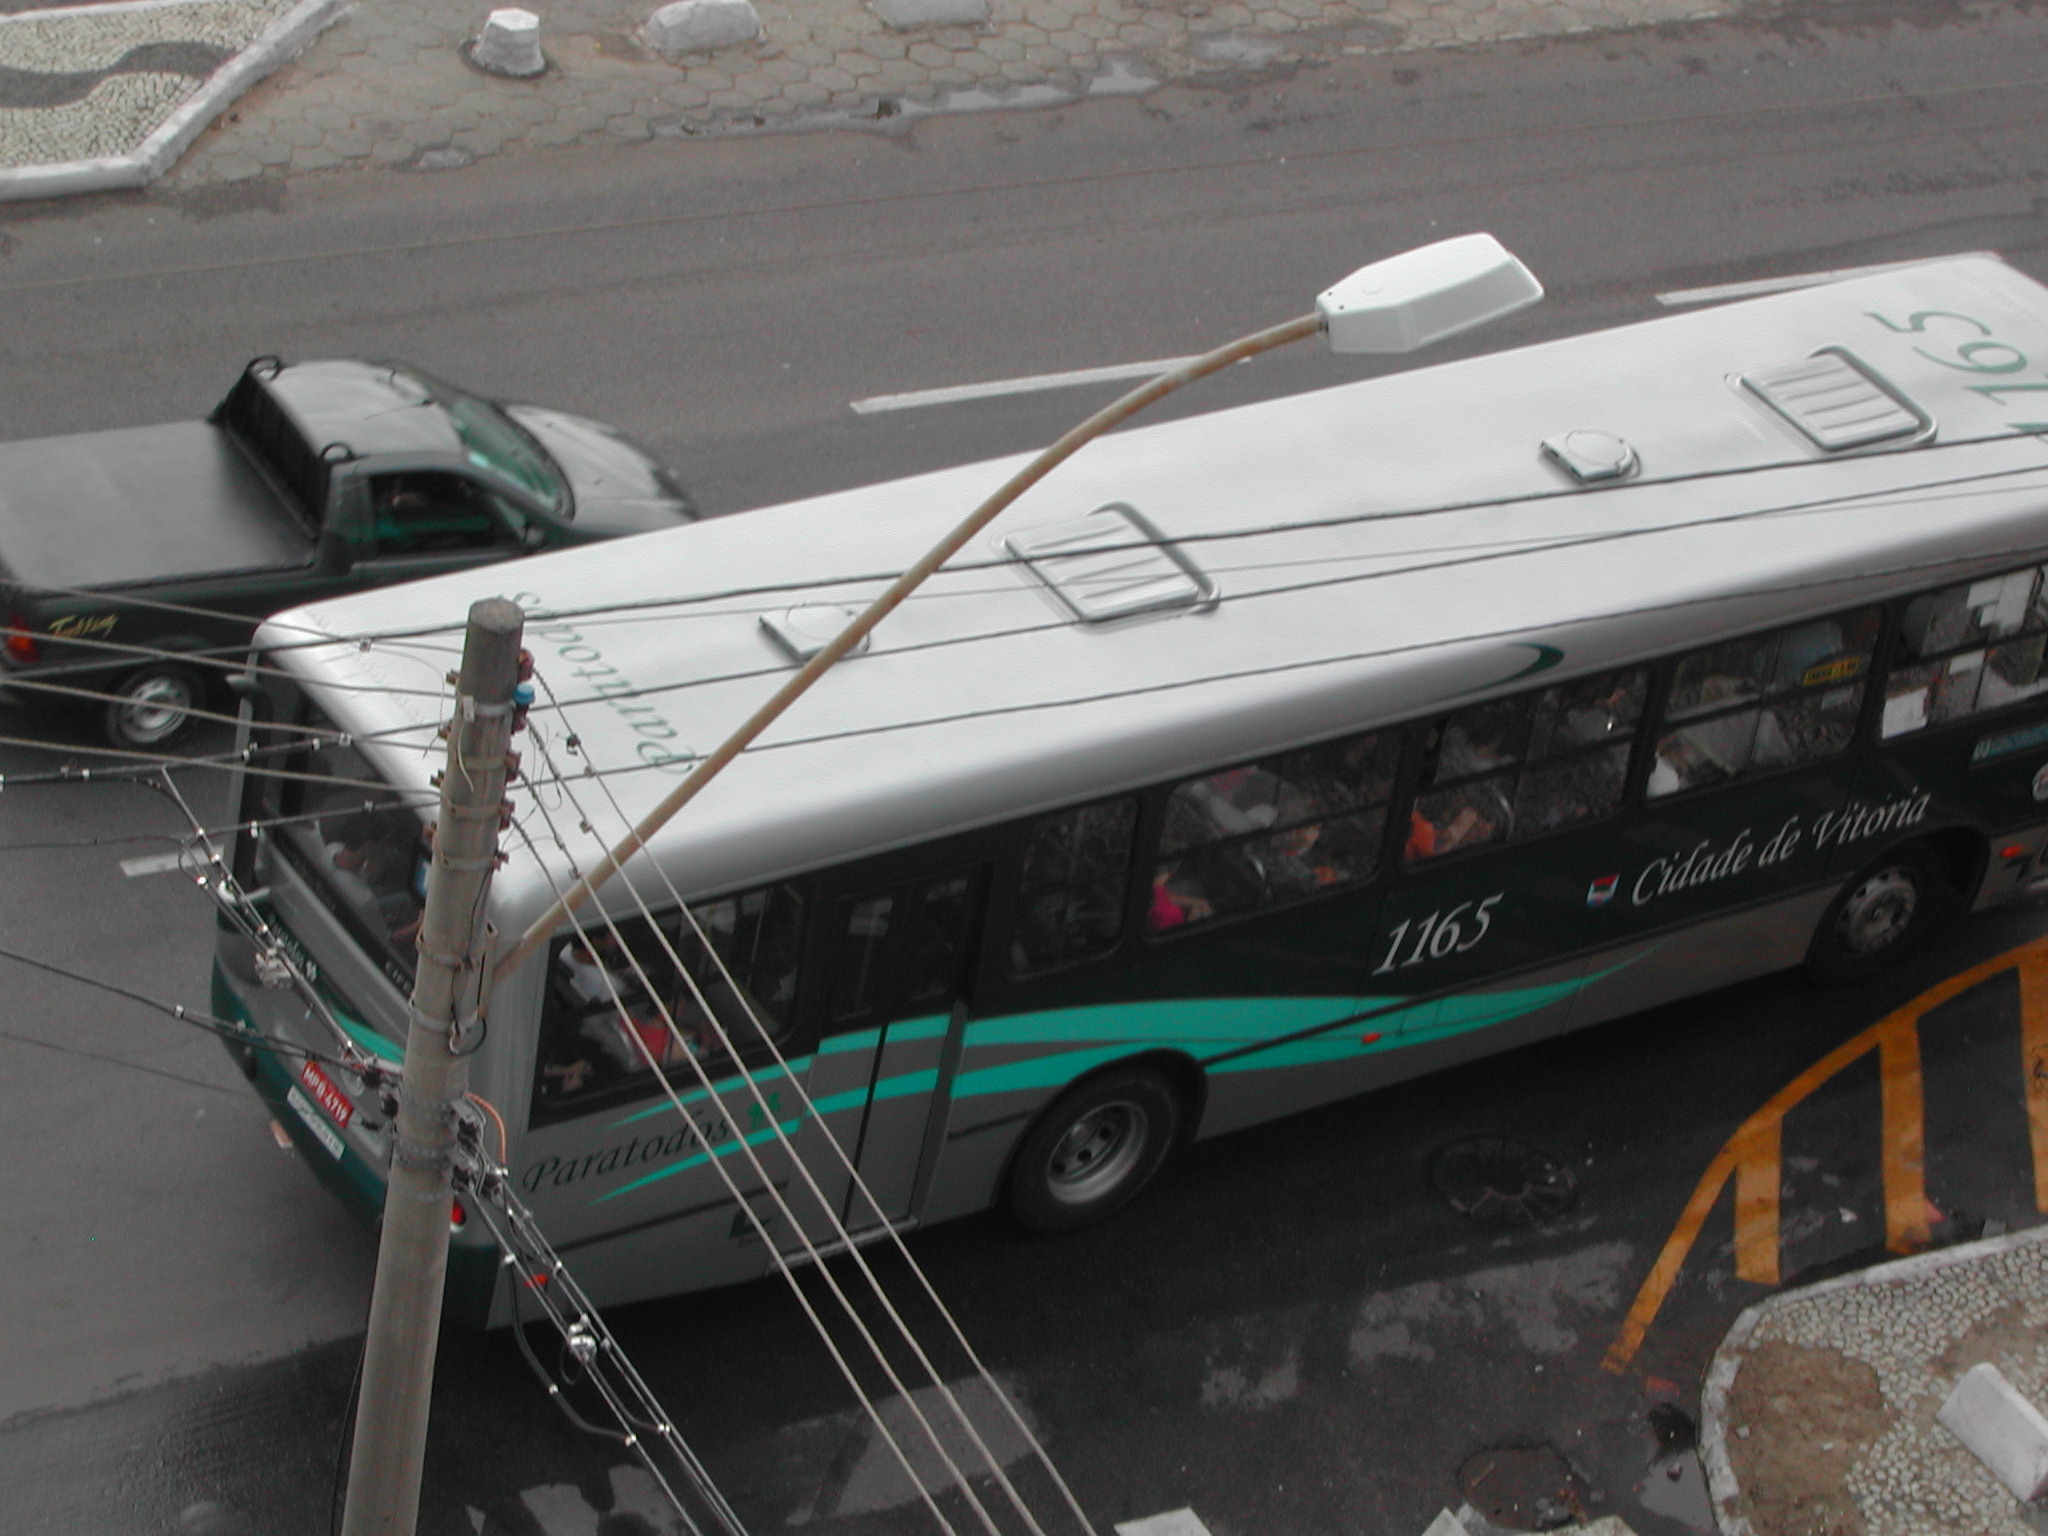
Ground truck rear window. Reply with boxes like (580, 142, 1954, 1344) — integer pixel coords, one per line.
(215, 367, 326, 533)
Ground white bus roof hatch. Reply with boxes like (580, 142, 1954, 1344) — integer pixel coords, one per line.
(1741, 347, 1933, 452)
(1002, 502, 1218, 625)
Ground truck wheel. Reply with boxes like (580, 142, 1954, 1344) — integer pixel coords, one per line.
(1007, 1067, 1181, 1234)
(1806, 841, 1956, 985)
(103, 663, 204, 750)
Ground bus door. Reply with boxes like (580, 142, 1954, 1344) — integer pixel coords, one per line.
(789, 866, 988, 1247)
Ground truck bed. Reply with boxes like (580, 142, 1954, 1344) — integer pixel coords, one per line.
(0, 421, 311, 590)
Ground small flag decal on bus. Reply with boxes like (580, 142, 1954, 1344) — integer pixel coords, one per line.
(1587, 875, 1619, 908)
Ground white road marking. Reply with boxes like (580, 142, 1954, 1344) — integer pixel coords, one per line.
(119, 850, 188, 878)
(850, 354, 1200, 414)
(1653, 251, 1999, 307)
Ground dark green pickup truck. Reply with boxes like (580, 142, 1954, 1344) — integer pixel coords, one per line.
(0, 357, 695, 748)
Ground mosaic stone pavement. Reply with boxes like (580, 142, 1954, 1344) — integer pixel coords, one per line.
(0, 0, 1754, 190)
(1704, 1228, 2048, 1536)
(0, 0, 319, 181)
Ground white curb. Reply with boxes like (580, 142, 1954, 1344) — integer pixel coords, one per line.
(0, 0, 347, 202)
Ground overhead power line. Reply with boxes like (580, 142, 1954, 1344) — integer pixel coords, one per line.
(520, 459, 2048, 715)
(527, 687, 1098, 1536)
(21, 430, 2035, 671)
(0, 938, 360, 1073)
(509, 729, 1094, 1536)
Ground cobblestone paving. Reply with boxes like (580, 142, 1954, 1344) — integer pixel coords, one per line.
(1710, 1230, 2048, 1536)
(0, 0, 1752, 189)
(0, 0, 295, 170)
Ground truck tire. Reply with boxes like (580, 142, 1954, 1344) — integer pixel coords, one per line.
(1805, 840, 1956, 985)
(103, 662, 205, 750)
(1006, 1067, 1182, 1234)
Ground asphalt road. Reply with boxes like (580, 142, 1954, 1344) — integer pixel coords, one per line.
(4, 0, 2048, 1531)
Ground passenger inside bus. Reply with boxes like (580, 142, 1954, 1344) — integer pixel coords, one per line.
(1148, 862, 1215, 930)
(540, 931, 698, 1099)
(1436, 699, 1531, 778)
(1406, 783, 1510, 861)
(320, 808, 427, 946)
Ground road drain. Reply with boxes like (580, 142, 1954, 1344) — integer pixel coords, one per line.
(1428, 1135, 1577, 1228)
(1457, 1444, 1592, 1531)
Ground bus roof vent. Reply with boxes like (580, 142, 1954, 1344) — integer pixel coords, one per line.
(1003, 502, 1218, 625)
(761, 604, 871, 664)
(1541, 428, 1638, 483)
(1741, 347, 1932, 452)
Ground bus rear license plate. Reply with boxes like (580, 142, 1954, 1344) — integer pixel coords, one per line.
(287, 1085, 346, 1161)
(298, 1058, 354, 1129)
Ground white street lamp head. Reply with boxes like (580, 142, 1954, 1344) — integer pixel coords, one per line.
(1317, 233, 1543, 354)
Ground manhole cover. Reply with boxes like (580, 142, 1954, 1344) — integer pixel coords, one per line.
(1429, 1135, 1577, 1227)
(1458, 1444, 1592, 1531)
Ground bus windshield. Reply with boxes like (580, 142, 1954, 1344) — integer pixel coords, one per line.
(274, 727, 429, 991)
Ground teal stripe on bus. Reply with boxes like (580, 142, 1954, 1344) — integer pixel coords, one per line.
(946, 970, 1606, 1097)
(610, 1057, 812, 1128)
(589, 964, 1641, 1200)
(873, 1068, 941, 1102)
(326, 1000, 401, 1063)
(961, 995, 1371, 1050)
(596, 1117, 805, 1202)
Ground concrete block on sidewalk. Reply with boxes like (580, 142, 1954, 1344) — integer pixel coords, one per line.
(871, 0, 988, 30)
(1114, 1514, 1212, 1536)
(645, 0, 762, 57)
(1417, 1508, 1638, 1536)
(472, 8, 545, 75)
(1939, 1361, 2048, 1500)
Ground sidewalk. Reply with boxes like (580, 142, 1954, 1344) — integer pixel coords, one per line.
(1702, 1224, 2048, 1536)
(0, 0, 1748, 196)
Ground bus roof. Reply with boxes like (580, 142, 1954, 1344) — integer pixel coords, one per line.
(261, 253, 2048, 933)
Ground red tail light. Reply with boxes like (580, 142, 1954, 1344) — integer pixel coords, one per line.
(3, 616, 38, 665)
(450, 1198, 468, 1232)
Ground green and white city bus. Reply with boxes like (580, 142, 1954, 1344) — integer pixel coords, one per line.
(218, 253, 2048, 1325)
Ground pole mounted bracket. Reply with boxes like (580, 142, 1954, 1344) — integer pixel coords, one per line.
(389, 1134, 453, 1175)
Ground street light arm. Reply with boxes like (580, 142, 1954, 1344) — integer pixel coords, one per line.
(494, 310, 1324, 981)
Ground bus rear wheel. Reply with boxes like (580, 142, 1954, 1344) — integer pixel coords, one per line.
(1008, 1068, 1182, 1234)
(1806, 841, 1956, 985)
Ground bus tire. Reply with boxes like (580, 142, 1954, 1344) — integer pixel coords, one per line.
(1007, 1067, 1181, 1234)
(102, 662, 205, 750)
(1806, 841, 1956, 985)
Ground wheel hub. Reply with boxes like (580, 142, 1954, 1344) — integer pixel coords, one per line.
(1835, 868, 1918, 956)
(1047, 1100, 1146, 1206)
(117, 676, 196, 745)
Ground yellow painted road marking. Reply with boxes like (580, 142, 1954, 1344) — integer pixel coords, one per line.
(1731, 1119, 1782, 1285)
(2020, 944, 2048, 1214)
(1878, 1012, 1929, 1255)
(1604, 932, 2048, 1374)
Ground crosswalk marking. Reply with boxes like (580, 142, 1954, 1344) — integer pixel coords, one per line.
(1604, 932, 2048, 1373)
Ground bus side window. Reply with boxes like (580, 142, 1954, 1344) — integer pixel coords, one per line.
(1406, 666, 1647, 862)
(537, 919, 685, 1103)
(1648, 608, 1879, 797)
(533, 883, 805, 1112)
(1150, 729, 1399, 931)
(1010, 797, 1138, 975)
(680, 887, 805, 1058)
(1881, 565, 2048, 738)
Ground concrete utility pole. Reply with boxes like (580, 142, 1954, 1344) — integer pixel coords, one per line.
(342, 597, 525, 1536)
